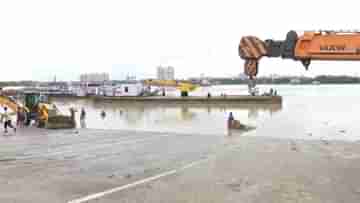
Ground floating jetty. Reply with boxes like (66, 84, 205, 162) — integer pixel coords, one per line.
(92, 95, 282, 104)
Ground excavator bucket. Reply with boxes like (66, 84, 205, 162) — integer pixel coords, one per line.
(239, 31, 300, 79)
(239, 36, 268, 60)
(239, 36, 267, 78)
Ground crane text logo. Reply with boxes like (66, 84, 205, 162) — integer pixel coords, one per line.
(320, 45, 346, 51)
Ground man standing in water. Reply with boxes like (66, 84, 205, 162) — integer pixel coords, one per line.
(101, 110, 106, 119)
(3, 107, 16, 134)
(80, 108, 86, 128)
(227, 112, 248, 130)
(228, 112, 234, 129)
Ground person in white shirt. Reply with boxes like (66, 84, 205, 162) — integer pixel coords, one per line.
(2, 107, 16, 133)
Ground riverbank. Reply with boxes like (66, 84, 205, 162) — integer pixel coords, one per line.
(0, 128, 359, 202)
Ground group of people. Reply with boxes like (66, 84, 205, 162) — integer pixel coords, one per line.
(0, 104, 113, 132)
(269, 88, 278, 96)
(0, 106, 27, 134)
(262, 88, 278, 96)
(79, 108, 110, 128)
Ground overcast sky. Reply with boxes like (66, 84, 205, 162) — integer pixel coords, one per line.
(1, 0, 359, 81)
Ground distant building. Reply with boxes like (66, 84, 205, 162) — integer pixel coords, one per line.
(312, 80, 321, 85)
(80, 73, 110, 83)
(238, 73, 248, 80)
(157, 66, 175, 80)
(269, 74, 281, 79)
(290, 78, 301, 84)
(126, 75, 137, 81)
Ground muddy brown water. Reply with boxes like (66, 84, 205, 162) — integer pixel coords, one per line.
(52, 84, 360, 141)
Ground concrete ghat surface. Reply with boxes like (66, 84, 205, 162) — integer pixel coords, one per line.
(0, 128, 359, 203)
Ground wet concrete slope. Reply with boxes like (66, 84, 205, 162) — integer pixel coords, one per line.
(0, 128, 225, 203)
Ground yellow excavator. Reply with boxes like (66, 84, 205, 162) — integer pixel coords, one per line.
(0, 91, 76, 129)
(143, 79, 199, 97)
(0, 95, 28, 113)
(0, 95, 29, 123)
(23, 92, 76, 129)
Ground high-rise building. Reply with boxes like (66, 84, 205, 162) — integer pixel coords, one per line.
(80, 73, 110, 83)
(156, 67, 164, 80)
(156, 66, 175, 80)
(238, 73, 248, 80)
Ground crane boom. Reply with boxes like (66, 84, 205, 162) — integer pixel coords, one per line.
(142, 79, 199, 95)
(239, 30, 360, 80)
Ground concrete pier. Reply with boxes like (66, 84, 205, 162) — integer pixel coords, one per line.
(93, 95, 282, 104)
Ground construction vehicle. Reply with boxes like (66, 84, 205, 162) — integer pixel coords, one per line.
(1, 91, 76, 129)
(24, 92, 47, 124)
(23, 92, 76, 129)
(0, 95, 28, 113)
(143, 79, 199, 97)
(0, 92, 48, 125)
(239, 30, 360, 88)
(21, 92, 58, 126)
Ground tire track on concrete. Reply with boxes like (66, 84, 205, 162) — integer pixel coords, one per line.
(68, 157, 211, 203)
(67, 139, 246, 203)
(15, 134, 154, 157)
(62, 134, 221, 177)
(0, 131, 155, 155)
(2, 136, 164, 161)
(0, 134, 174, 171)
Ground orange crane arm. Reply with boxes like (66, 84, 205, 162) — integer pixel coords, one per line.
(239, 30, 360, 79)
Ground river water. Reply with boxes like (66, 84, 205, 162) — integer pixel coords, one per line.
(52, 84, 360, 141)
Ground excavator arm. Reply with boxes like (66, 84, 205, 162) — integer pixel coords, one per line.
(0, 95, 28, 112)
(239, 30, 360, 83)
